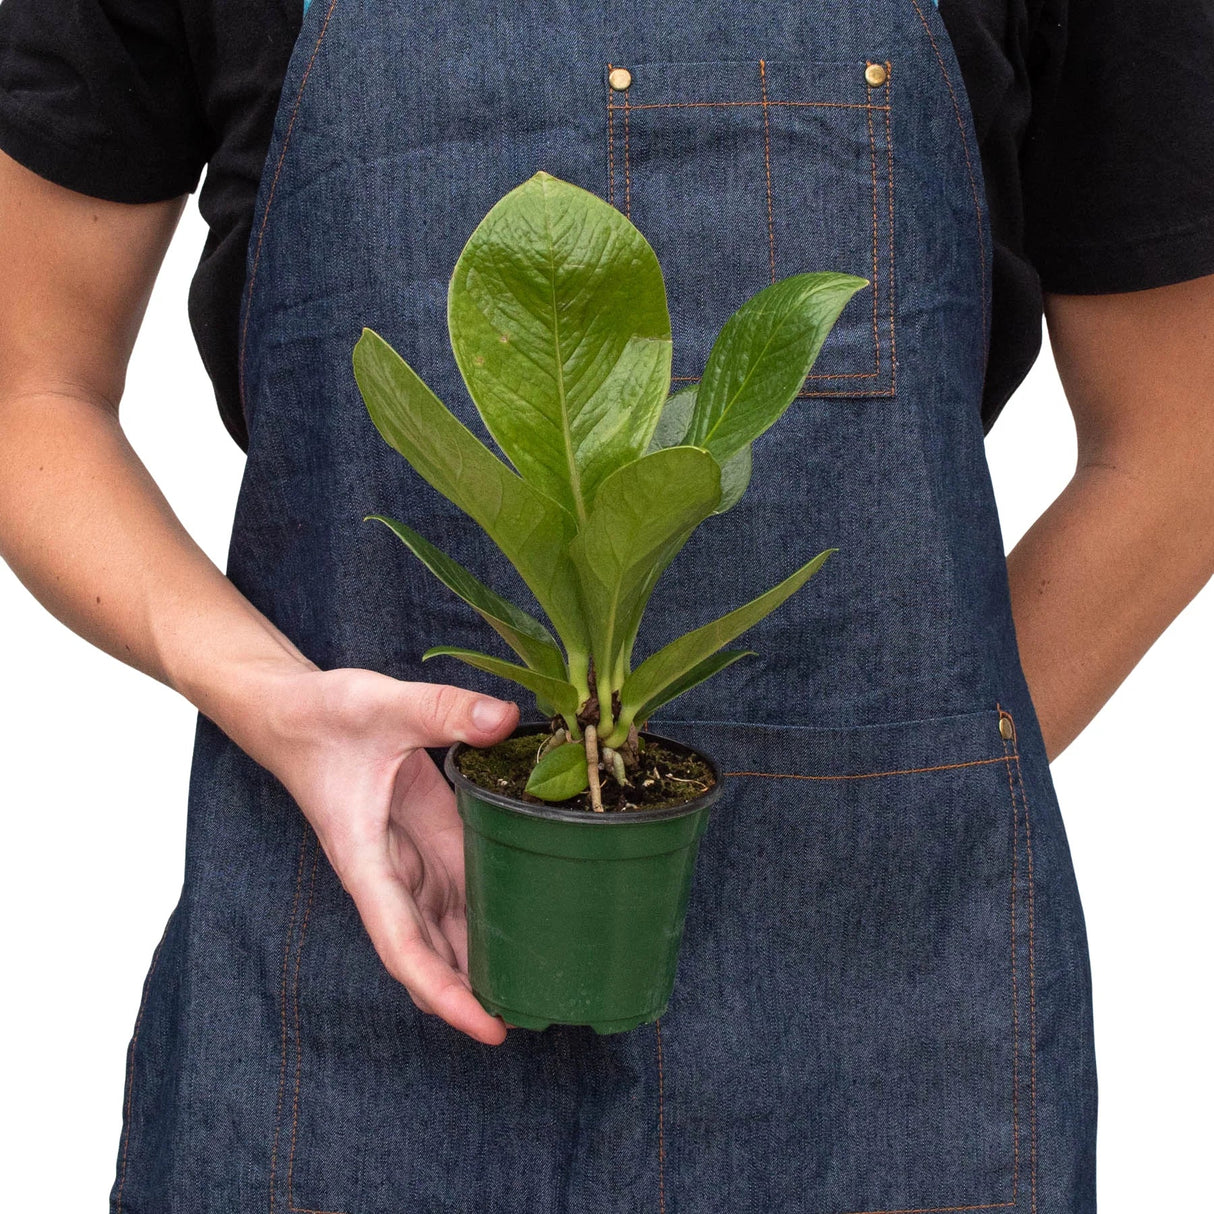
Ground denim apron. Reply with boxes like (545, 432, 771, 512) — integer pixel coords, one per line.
(110, 0, 1099, 1210)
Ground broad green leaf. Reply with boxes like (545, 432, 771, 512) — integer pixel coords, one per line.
(364, 514, 567, 681)
(606, 448, 749, 685)
(448, 171, 672, 523)
(619, 549, 837, 723)
(646, 383, 698, 452)
(421, 646, 581, 718)
(634, 649, 757, 723)
(569, 447, 721, 696)
(714, 442, 752, 515)
(685, 273, 869, 464)
(353, 328, 587, 658)
(609, 555, 673, 691)
(524, 742, 590, 801)
(648, 383, 752, 515)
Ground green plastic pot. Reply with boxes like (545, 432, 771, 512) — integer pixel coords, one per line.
(445, 724, 723, 1034)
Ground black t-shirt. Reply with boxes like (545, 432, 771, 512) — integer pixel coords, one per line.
(1, 0, 1212, 452)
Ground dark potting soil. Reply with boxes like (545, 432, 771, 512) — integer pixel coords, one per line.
(454, 730, 715, 813)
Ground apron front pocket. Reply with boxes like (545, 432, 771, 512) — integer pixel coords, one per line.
(650, 705, 1031, 1213)
(603, 57, 897, 401)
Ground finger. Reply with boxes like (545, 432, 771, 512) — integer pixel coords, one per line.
(343, 854, 508, 1046)
(395, 681, 519, 750)
(427, 917, 459, 969)
(444, 902, 472, 978)
(435, 892, 514, 1030)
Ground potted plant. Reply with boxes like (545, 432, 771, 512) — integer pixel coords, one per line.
(352, 171, 865, 1033)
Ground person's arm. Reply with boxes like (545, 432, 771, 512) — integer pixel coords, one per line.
(0, 146, 518, 1045)
(1005, 272, 1214, 761)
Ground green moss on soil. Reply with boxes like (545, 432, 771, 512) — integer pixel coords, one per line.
(455, 729, 714, 812)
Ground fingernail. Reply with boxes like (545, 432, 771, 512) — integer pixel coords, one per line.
(471, 699, 511, 731)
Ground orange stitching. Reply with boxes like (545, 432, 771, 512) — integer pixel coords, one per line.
(670, 371, 888, 381)
(800, 388, 896, 396)
(883, 64, 898, 397)
(803, 372, 878, 378)
(269, 831, 309, 1212)
(759, 60, 776, 283)
(1005, 766, 1022, 1199)
(672, 372, 880, 381)
(623, 82, 632, 218)
(801, 60, 894, 395)
(834, 1204, 1014, 1214)
(722, 754, 1009, 781)
(606, 100, 890, 112)
(114, 918, 172, 1213)
(656, 1016, 666, 1214)
(606, 64, 615, 205)
(998, 710, 1021, 1201)
(237, 0, 340, 415)
(1012, 746, 1038, 1214)
(673, 375, 895, 395)
(864, 69, 882, 379)
(907, 0, 989, 353)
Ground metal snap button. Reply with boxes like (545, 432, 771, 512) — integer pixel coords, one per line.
(864, 62, 888, 87)
(999, 715, 1015, 741)
(608, 67, 632, 91)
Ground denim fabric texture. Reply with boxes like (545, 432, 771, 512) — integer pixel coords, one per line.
(110, 1, 1097, 1210)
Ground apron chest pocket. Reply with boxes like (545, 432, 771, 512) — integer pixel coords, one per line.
(604, 58, 898, 400)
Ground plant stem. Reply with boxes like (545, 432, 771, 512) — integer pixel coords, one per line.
(568, 649, 591, 705)
(563, 649, 591, 740)
(584, 723, 604, 812)
(600, 706, 634, 752)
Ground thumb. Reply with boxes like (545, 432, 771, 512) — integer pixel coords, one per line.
(399, 682, 519, 749)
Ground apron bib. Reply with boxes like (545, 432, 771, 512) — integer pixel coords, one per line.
(111, 1, 1098, 1210)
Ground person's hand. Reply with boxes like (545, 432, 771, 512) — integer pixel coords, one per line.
(237, 664, 520, 1045)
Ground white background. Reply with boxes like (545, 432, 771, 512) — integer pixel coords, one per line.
(1, 194, 1210, 1209)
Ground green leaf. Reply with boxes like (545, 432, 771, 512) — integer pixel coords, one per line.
(448, 171, 673, 523)
(713, 442, 752, 515)
(422, 646, 581, 718)
(685, 273, 869, 464)
(648, 383, 752, 515)
(619, 549, 837, 723)
(646, 383, 697, 452)
(524, 742, 590, 801)
(353, 328, 587, 659)
(634, 649, 757, 723)
(364, 514, 568, 681)
(568, 447, 721, 695)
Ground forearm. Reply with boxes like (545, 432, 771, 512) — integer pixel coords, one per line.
(1006, 458, 1214, 761)
(0, 389, 317, 756)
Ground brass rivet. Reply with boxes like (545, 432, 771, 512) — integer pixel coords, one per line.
(608, 67, 632, 91)
(864, 62, 888, 87)
(999, 716, 1014, 741)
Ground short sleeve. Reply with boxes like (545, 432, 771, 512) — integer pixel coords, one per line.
(0, 0, 209, 202)
(1021, 0, 1214, 294)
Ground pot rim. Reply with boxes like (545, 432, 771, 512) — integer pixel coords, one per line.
(444, 721, 723, 824)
